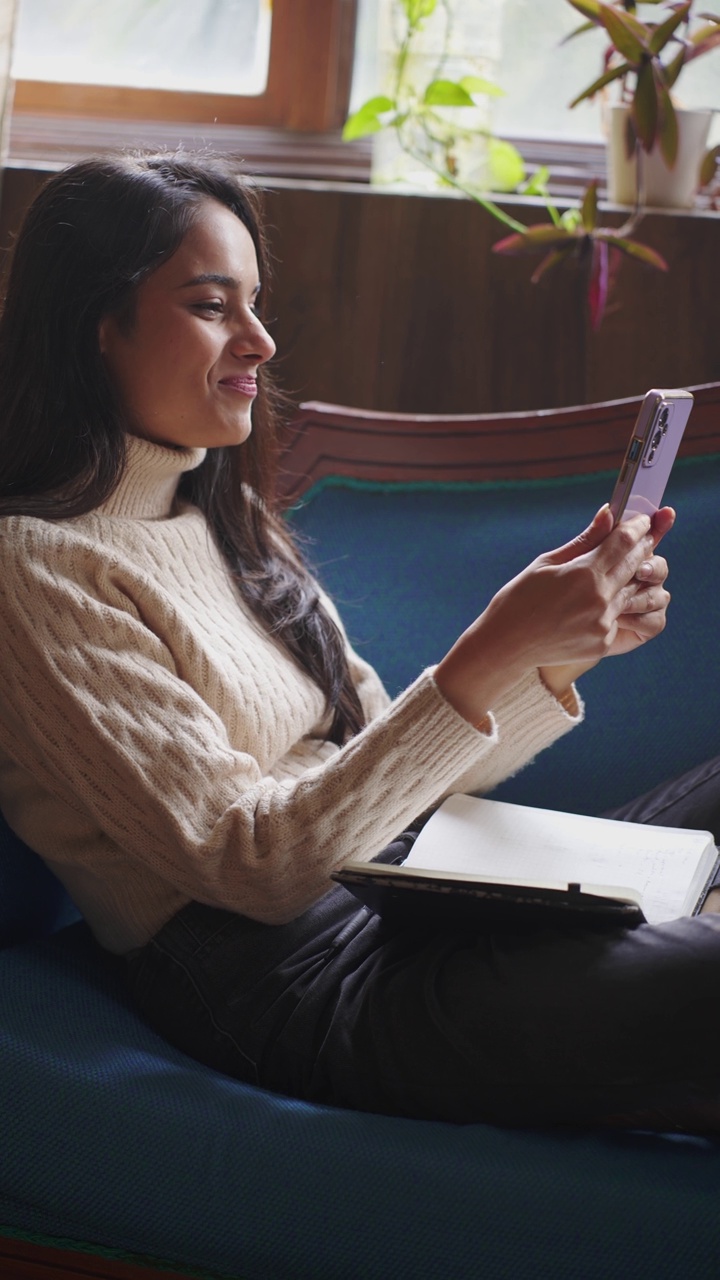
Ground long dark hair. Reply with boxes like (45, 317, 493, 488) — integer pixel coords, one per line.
(0, 152, 364, 743)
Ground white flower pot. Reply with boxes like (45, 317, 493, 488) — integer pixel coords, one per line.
(606, 104, 713, 209)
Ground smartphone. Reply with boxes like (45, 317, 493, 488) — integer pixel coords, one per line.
(609, 388, 694, 523)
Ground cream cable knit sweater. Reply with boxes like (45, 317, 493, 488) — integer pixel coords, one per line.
(0, 436, 582, 954)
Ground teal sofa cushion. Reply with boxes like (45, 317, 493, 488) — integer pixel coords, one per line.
(0, 812, 79, 949)
(2, 921, 720, 1279)
(289, 455, 720, 814)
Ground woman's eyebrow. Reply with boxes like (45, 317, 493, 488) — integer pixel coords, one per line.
(177, 273, 262, 293)
(177, 273, 239, 289)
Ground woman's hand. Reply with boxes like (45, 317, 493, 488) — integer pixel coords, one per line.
(435, 504, 674, 728)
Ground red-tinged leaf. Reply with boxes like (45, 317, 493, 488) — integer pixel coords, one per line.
(685, 25, 720, 60)
(492, 224, 574, 256)
(657, 85, 679, 168)
(599, 2, 649, 61)
(569, 61, 629, 107)
(596, 232, 669, 270)
(648, 0, 692, 54)
(633, 59, 659, 150)
(588, 239, 610, 331)
(530, 245, 577, 284)
(581, 179, 599, 229)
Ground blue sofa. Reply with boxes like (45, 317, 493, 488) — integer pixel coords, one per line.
(3, 390, 720, 1280)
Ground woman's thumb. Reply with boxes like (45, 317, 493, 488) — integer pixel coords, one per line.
(544, 503, 614, 566)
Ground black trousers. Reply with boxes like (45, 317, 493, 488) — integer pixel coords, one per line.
(126, 757, 720, 1129)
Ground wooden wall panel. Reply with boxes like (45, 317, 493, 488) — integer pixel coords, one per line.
(261, 182, 720, 414)
(2, 166, 718, 415)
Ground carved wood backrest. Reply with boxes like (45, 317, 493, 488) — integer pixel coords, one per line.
(278, 382, 720, 503)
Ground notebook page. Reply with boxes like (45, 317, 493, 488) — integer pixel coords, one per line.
(406, 795, 715, 925)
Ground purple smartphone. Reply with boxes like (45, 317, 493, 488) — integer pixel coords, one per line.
(609, 388, 694, 523)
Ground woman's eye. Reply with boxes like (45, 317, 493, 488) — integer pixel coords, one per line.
(194, 300, 224, 315)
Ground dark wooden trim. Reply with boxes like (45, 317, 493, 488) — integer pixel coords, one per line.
(278, 382, 720, 501)
(0, 1233, 221, 1279)
(13, 0, 358, 134)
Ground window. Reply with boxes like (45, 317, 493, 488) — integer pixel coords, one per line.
(11, 0, 358, 131)
(8, 0, 717, 180)
(351, 0, 719, 168)
(13, 0, 273, 97)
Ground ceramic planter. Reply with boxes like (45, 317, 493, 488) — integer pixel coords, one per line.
(606, 103, 713, 209)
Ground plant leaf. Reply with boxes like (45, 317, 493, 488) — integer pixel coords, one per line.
(569, 61, 628, 107)
(530, 245, 577, 284)
(487, 138, 526, 191)
(459, 75, 505, 98)
(684, 23, 720, 61)
(561, 19, 599, 44)
(663, 44, 687, 88)
(492, 224, 575, 256)
(342, 96, 396, 141)
(657, 85, 679, 168)
(580, 179, 599, 229)
(401, 0, 437, 24)
(522, 166, 551, 196)
(423, 79, 475, 106)
(560, 206, 583, 231)
(599, 2, 649, 61)
(596, 233, 669, 270)
(700, 144, 720, 188)
(588, 239, 610, 331)
(632, 60, 659, 150)
(565, 0, 603, 21)
(648, 0, 692, 54)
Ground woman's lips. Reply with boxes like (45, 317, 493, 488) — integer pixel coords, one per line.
(219, 376, 258, 397)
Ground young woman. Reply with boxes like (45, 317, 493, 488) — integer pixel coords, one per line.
(1, 152, 719, 1133)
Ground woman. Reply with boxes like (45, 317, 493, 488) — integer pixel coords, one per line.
(1, 152, 719, 1132)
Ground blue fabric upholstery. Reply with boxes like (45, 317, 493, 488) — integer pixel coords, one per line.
(3, 923, 720, 1280)
(0, 811, 79, 949)
(3, 453, 720, 1278)
(290, 456, 720, 814)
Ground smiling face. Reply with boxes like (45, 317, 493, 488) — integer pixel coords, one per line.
(99, 199, 276, 450)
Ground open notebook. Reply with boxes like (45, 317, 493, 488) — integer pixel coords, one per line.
(333, 794, 719, 929)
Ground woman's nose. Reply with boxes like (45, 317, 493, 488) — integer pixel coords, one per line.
(229, 315, 276, 364)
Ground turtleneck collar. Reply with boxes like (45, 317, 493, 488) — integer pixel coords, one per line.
(95, 435, 208, 520)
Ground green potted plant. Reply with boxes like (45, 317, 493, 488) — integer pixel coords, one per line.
(344, 0, 670, 330)
(344, 0, 530, 229)
(563, 0, 720, 207)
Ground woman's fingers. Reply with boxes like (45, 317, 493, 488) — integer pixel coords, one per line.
(650, 505, 676, 547)
(435, 506, 676, 725)
(634, 552, 669, 585)
(590, 514, 655, 586)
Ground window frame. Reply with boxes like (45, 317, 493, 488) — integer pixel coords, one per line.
(12, 0, 359, 133)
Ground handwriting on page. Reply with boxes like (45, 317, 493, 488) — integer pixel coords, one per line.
(406, 795, 711, 924)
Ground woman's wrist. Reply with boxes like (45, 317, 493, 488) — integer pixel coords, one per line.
(537, 663, 590, 716)
(434, 642, 529, 732)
